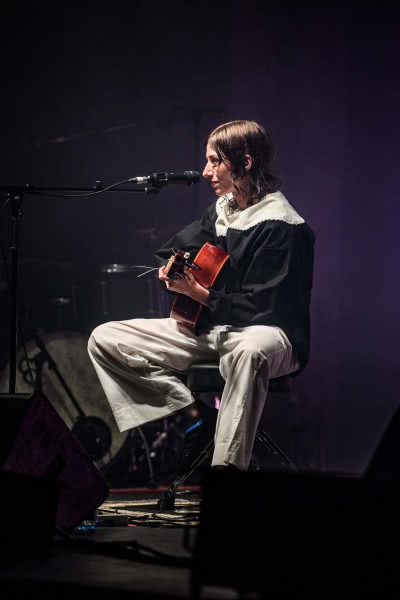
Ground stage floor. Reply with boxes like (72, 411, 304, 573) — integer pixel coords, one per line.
(0, 485, 236, 600)
(3, 470, 400, 599)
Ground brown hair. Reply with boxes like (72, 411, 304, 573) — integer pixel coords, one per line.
(207, 120, 281, 205)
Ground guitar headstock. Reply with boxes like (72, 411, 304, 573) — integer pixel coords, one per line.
(164, 250, 191, 280)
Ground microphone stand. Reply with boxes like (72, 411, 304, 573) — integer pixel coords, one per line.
(0, 182, 160, 395)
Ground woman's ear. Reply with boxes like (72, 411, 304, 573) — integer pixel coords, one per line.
(243, 154, 253, 172)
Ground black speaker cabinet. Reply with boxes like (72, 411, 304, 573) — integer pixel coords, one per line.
(0, 391, 109, 531)
(192, 469, 400, 597)
(0, 470, 59, 557)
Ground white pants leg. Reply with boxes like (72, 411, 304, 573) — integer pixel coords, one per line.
(88, 318, 297, 470)
(87, 318, 218, 431)
(212, 325, 298, 470)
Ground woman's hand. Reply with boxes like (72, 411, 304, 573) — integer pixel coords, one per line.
(158, 264, 209, 306)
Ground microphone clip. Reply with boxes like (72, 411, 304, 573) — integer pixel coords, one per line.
(151, 172, 170, 188)
(129, 171, 200, 187)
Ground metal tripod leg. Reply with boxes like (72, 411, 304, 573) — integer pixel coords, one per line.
(158, 438, 214, 511)
(158, 429, 297, 510)
(256, 429, 297, 472)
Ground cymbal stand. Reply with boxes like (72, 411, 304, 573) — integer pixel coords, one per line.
(7, 188, 23, 394)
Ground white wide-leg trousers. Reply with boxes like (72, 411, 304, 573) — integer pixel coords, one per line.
(87, 318, 298, 470)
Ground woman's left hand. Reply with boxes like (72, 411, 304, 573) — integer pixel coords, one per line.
(159, 266, 209, 306)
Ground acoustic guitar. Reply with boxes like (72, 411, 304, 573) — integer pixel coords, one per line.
(164, 242, 229, 330)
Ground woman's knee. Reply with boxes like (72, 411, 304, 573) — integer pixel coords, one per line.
(234, 343, 267, 363)
(87, 321, 116, 355)
(220, 345, 269, 380)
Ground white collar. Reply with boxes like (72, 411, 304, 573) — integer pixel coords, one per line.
(215, 191, 305, 236)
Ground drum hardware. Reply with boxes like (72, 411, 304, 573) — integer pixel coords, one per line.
(100, 280, 108, 317)
(49, 285, 79, 324)
(123, 412, 196, 485)
(64, 262, 165, 331)
(101, 264, 156, 274)
(19, 330, 112, 463)
(100, 411, 196, 487)
(1, 182, 171, 482)
(71, 285, 78, 321)
(49, 297, 70, 306)
(1, 183, 160, 395)
(3, 328, 200, 486)
(97, 273, 157, 319)
(49, 297, 72, 330)
(99, 263, 160, 321)
(135, 426, 156, 486)
(120, 424, 166, 486)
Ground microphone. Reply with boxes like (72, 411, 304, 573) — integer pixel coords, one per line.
(128, 171, 200, 186)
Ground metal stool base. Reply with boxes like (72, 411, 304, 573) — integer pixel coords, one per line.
(158, 429, 296, 511)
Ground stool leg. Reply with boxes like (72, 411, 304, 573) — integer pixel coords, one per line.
(159, 400, 218, 511)
(255, 430, 297, 472)
(158, 438, 214, 510)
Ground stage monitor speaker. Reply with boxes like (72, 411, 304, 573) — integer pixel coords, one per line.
(0, 391, 109, 531)
(192, 470, 400, 597)
(0, 471, 59, 557)
(365, 407, 400, 481)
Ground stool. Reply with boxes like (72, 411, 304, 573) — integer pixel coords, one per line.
(158, 362, 297, 510)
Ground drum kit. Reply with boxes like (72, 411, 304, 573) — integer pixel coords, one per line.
(0, 255, 194, 487)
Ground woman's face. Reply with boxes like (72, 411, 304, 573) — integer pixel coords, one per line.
(202, 144, 235, 197)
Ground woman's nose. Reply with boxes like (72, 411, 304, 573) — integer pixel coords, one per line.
(203, 162, 212, 178)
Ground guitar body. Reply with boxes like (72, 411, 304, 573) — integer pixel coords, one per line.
(167, 242, 229, 330)
(170, 295, 204, 330)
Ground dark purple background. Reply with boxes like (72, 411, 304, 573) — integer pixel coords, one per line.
(1, 1, 399, 475)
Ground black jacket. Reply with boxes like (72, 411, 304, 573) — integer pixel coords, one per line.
(155, 192, 315, 372)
